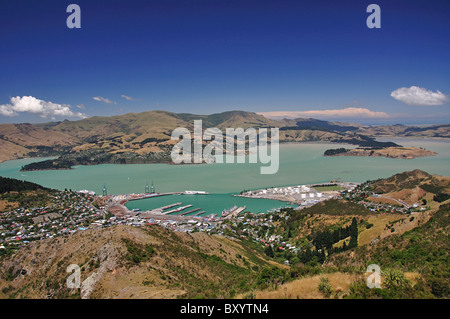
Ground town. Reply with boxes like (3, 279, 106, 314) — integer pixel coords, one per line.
(0, 180, 427, 259)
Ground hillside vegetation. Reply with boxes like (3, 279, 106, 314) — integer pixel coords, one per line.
(366, 169, 450, 208)
(0, 224, 281, 299)
(325, 202, 449, 298)
(0, 177, 53, 213)
(243, 169, 449, 298)
(0, 177, 49, 194)
(0, 170, 448, 299)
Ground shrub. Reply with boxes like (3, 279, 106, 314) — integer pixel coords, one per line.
(383, 268, 409, 289)
(122, 238, 156, 265)
(318, 277, 333, 298)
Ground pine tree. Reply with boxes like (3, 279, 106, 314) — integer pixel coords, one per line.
(348, 217, 358, 248)
(265, 245, 274, 258)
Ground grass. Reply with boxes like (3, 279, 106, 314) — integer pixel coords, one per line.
(366, 196, 402, 206)
(358, 214, 405, 246)
(245, 272, 356, 299)
(122, 238, 156, 265)
(313, 185, 343, 192)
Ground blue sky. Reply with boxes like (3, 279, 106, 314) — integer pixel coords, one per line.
(0, 0, 449, 124)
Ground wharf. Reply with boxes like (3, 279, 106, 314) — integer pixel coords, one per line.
(163, 204, 193, 215)
(180, 208, 202, 216)
(223, 206, 246, 219)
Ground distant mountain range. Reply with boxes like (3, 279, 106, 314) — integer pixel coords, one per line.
(0, 110, 448, 165)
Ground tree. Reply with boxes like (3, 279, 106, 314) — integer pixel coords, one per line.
(350, 217, 358, 237)
(264, 245, 274, 258)
(348, 217, 358, 249)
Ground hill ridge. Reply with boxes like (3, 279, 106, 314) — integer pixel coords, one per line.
(0, 110, 448, 164)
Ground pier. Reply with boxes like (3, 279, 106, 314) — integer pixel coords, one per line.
(107, 190, 255, 220)
(160, 202, 183, 210)
(179, 208, 202, 216)
(223, 206, 246, 219)
(163, 204, 193, 215)
(147, 202, 183, 214)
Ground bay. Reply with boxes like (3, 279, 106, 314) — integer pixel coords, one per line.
(0, 139, 449, 215)
(126, 193, 294, 216)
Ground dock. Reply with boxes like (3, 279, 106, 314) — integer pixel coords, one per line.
(163, 204, 193, 215)
(179, 208, 202, 216)
(147, 202, 182, 214)
(159, 202, 182, 211)
(193, 211, 205, 216)
(223, 206, 246, 219)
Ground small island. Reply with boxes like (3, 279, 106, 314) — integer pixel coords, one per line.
(324, 146, 437, 159)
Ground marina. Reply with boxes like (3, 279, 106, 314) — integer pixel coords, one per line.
(123, 193, 296, 217)
(109, 181, 349, 220)
(119, 180, 355, 219)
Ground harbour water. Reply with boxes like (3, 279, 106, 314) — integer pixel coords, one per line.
(125, 193, 295, 216)
(1, 139, 449, 214)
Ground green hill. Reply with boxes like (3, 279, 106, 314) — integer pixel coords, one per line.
(0, 176, 49, 194)
(326, 202, 450, 298)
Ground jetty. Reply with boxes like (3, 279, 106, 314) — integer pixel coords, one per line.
(222, 206, 246, 219)
(163, 204, 193, 215)
(147, 202, 183, 214)
(179, 208, 202, 216)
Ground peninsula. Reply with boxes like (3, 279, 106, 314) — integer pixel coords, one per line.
(324, 146, 437, 159)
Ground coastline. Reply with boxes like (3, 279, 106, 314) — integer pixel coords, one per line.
(2, 135, 450, 166)
(324, 146, 438, 160)
(3, 138, 442, 170)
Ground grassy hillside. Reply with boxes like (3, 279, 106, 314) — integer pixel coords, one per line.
(0, 177, 53, 213)
(364, 169, 450, 209)
(369, 169, 433, 193)
(0, 170, 448, 299)
(0, 224, 280, 299)
(325, 202, 449, 298)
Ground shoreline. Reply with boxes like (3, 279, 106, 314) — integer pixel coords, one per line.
(235, 182, 358, 205)
(324, 146, 438, 160)
(5, 138, 447, 170)
(115, 182, 357, 218)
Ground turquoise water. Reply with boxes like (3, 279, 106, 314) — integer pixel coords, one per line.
(126, 193, 295, 216)
(1, 139, 449, 214)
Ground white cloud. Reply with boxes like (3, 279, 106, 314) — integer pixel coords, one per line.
(0, 96, 87, 119)
(259, 107, 390, 120)
(0, 104, 17, 117)
(120, 94, 138, 101)
(92, 96, 116, 104)
(391, 86, 448, 106)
